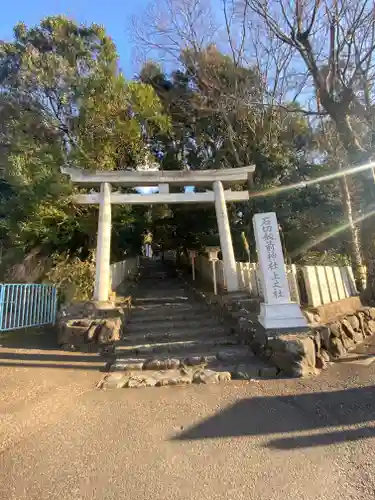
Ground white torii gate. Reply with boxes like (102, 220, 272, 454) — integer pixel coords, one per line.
(61, 165, 255, 302)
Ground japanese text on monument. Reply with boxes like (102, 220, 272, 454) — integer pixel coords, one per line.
(261, 216, 284, 300)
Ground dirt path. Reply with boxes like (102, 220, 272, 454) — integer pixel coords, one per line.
(0, 326, 101, 453)
(0, 332, 374, 500)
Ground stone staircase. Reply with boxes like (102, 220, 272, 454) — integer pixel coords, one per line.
(100, 259, 272, 389)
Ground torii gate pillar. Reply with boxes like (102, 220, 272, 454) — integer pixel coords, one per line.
(94, 182, 112, 302)
(213, 180, 238, 292)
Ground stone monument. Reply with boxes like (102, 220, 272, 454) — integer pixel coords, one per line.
(253, 212, 307, 329)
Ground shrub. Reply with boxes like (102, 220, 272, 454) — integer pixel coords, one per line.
(47, 252, 96, 302)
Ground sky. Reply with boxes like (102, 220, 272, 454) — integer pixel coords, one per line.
(0, 0, 197, 191)
(0, 0, 148, 77)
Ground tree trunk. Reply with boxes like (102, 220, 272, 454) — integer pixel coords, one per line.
(331, 112, 375, 299)
(339, 174, 366, 291)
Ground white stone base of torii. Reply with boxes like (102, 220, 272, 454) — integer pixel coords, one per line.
(61, 165, 255, 302)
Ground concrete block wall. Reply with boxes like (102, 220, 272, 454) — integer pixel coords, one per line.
(193, 255, 358, 307)
(110, 256, 139, 291)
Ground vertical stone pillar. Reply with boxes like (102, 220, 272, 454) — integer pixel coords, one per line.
(94, 182, 112, 302)
(188, 249, 197, 281)
(213, 180, 238, 292)
(206, 247, 220, 295)
(253, 212, 307, 329)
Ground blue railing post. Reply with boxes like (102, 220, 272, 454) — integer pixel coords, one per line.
(21, 285, 28, 328)
(52, 287, 58, 325)
(0, 285, 5, 331)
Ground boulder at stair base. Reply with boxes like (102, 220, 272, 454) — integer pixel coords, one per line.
(268, 334, 317, 377)
(97, 318, 122, 344)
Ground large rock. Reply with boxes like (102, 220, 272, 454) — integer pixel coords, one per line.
(318, 326, 331, 350)
(231, 363, 260, 380)
(110, 359, 145, 371)
(330, 337, 347, 358)
(184, 355, 210, 367)
(268, 334, 317, 377)
(99, 372, 129, 389)
(316, 348, 330, 370)
(367, 320, 375, 335)
(251, 329, 268, 356)
(58, 319, 89, 346)
(310, 330, 321, 352)
(346, 314, 360, 332)
(329, 322, 341, 337)
(193, 369, 219, 384)
(143, 358, 181, 370)
(87, 323, 100, 342)
(58, 316, 123, 349)
(97, 318, 122, 344)
(259, 366, 279, 378)
(165, 374, 193, 386)
(341, 318, 364, 343)
(340, 331, 355, 351)
(357, 312, 367, 335)
(192, 369, 231, 384)
(216, 347, 251, 363)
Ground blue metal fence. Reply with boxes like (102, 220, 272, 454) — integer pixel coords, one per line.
(0, 284, 57, 331)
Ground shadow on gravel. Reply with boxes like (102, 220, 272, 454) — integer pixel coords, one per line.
(0, 361, 102, 370)
(267, 426, 375, 449)
(0, 325, 58, 350)
(173, 385, 375, 449)
(0, 327, 106, 371)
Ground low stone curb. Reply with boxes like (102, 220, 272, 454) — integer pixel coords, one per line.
(98, 362, 278, 390)
(98, 367, 231, 389)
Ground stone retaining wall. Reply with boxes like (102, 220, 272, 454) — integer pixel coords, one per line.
(178, 266, 375, 377)
(226, 296, 375, 376)
(263, 307, 375, 376)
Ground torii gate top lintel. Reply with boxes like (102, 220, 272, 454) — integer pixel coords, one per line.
(60, 165, 255, 188)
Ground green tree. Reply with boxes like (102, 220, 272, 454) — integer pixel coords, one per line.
(0, 16, 169, 282)
(246, 0, 375, 296)
(140, 48, 344, 260)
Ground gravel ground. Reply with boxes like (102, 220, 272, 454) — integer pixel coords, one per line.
(0, 336, 374, 500)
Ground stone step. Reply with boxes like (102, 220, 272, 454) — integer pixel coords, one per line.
(110, 346, 254, 372)
(115, 335, 239, 356)
(132, 301, 202, 311)
(127, 317, 221, 333)
(231, 310, 259, 321)
(97, 262, 280, 390)
(121, 325, 228, 345)
(137, 275, 180, 280)
(134, 296, 190, 305)
(135, 281, 185, 287)
(223, 291, 251, 300)
(229, 298, 261, 312)
(130, 309, 212, 323)
(100, 357, 277, 389)
(137, 281, 184, 286)
(134, 289, 190, 304)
